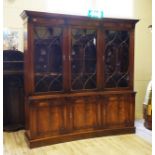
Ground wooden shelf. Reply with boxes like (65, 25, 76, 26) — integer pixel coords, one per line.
(4, 70, 23, 75)
(35, 72, 62, 76)
(4, 61, 24, 63)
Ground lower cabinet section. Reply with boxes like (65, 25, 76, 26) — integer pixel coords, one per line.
(26, 92, 135, 148)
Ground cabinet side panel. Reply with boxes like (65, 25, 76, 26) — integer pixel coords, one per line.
(24, 20, 35, 135)
(129, 93, 135, 126)
(24, 20, 34, 95)
(23, 21, 29, 132)
(129, 29, 135, 90)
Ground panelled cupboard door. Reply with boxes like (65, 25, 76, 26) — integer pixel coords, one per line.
(101, 94, 134, 128)
(29, 99, 69, 138)
(70, 96, 98, 131)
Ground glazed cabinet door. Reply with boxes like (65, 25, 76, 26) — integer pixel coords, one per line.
(33, 25, 64, 93)
(103, 29, 131, 89)
(70, 28, 97, 91)
(29, 98, 70, 138)
(69, 96, 98, 132)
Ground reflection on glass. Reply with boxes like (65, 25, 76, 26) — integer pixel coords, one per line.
(34, 26, 63, 92)
(71, 28, 97, 90)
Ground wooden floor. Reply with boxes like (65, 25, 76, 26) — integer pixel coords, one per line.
(4, 120, 152, 155)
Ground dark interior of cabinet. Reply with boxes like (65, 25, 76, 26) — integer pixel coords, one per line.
(34, 27, 98, 92)
(34, 26, 63, 92)
(104, 30, 129, 88)
(71, 28, 97, 90)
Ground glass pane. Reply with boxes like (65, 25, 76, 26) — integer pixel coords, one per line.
(104, 30, 129, 88)
(71, 28, 97, 90)
(34, 26, 63, 92)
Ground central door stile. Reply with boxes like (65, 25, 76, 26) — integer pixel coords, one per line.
(97, 25, 104, 90)
(62, 24, 71, 92)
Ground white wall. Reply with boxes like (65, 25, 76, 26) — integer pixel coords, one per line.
(133, 0, 152, 118)
(3, 0, 48, 51)
(3, 0, 135, 51)
(3, 0, 152, 119)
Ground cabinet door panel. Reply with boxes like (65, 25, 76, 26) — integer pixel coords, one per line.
(102, 94, 134, 128)
(30, 100, 67, 138)
(37, 105, 62, 133)
(71, 97, 97, 131)
(104, 30, 130, 88)
(71, 28, 97, 91)
(33, 26, 63, 93)
(106, 97, 126, 126)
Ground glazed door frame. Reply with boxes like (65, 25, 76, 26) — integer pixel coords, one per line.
(27, 18, 68, 94)
(102, 25, 135, 91)
(66, 24, 104, 92)
(65, 23, 135, 92)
